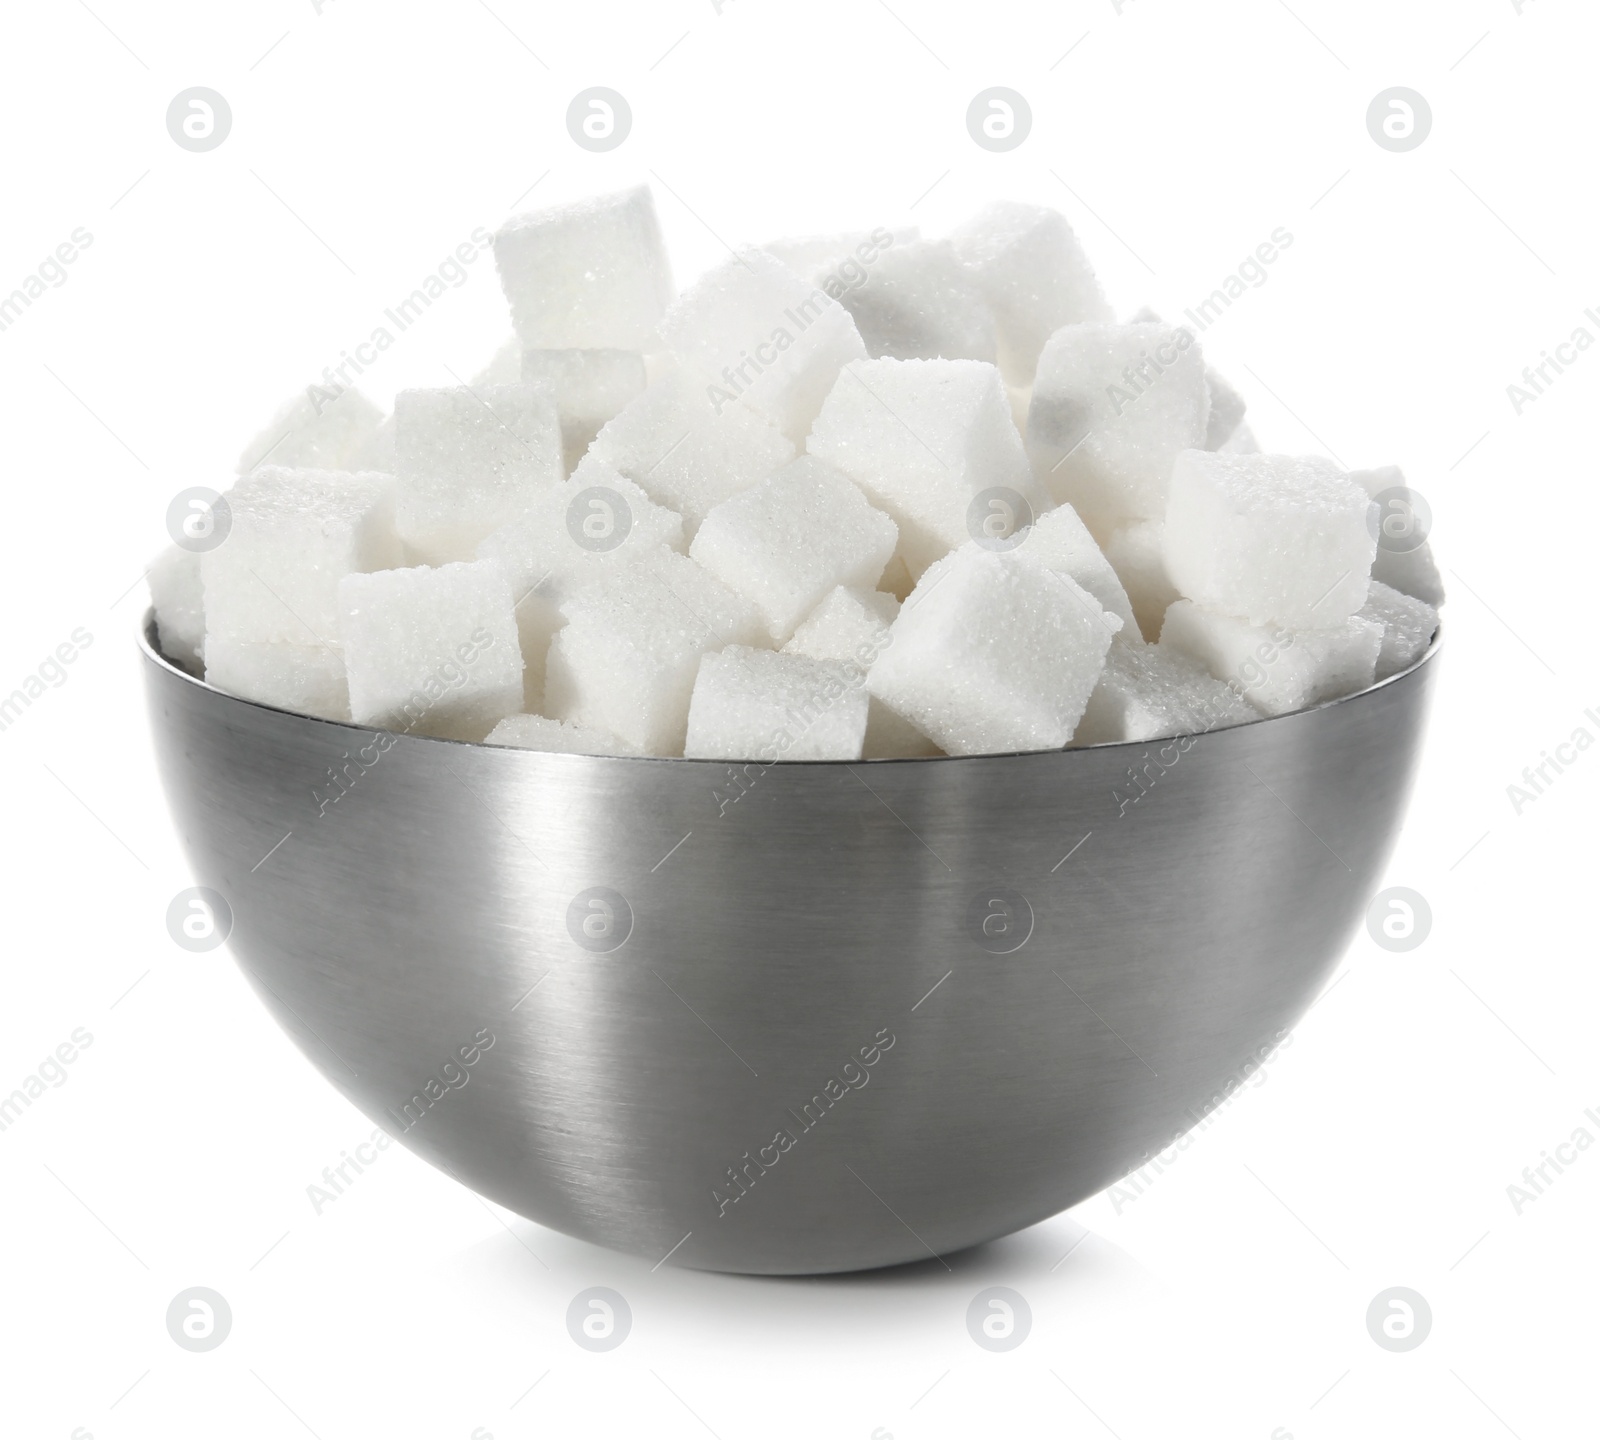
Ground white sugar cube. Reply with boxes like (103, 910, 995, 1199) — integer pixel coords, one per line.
(807, 357, 1041, 577)
(522, 348, 647, 472)
(484, 712, 640, 756)
(472, 338, 524, 387)
(1351, 466, 1446, 606)
(1027, 322, 1211, 529)
(202, 468, 399, 646)
(237, 387, 384, 474)
(1017, 503, 1138, 638)
(1205, 368, 1248, 450)
(867, 546, 1117, 755)
(781, 587, 939, 758)
(762, 228, 918, 287)
(203, 636, 349, 722)
(948, 202, 1112, 385)
(1358, 580, 1438, 680)
(1104, 519, 1180, 642)
(476, 469, 686, 709)
(1160, 599, 1382, 717)
(834, 240, 997, 364)
(684, 646, 868, 761)
(337, 561, 524, 740)
(544, 548, 765, 754)
(1073, 639, 1257, 745)
(149, 544, 205, 665)
(1164, 450, 1375, 627)
(493, 186, 673, 350)
(689, 456, 898, 642)
(393, 384, 563, 563)
(582, 368, 796, 532)
(660, 248, 868, 440)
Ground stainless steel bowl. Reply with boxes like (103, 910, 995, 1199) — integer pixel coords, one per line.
(141, 613, 1440, 1274)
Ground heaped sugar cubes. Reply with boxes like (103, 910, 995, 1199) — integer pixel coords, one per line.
(162, 184, 1439, 759)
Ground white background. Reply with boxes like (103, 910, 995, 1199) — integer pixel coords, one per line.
(2, 0, 1596, 1436)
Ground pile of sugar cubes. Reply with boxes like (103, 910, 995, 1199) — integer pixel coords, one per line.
(149, 185, 1442, 760)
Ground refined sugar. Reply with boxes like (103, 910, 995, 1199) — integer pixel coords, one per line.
(476, 469, 685, 708)
(1027, 322, 1211, 529)
(689, 456, 898, 642)
(1217, 422, 1260, 456)
(948, 202, 1112, 385)
(582, 368, 796, 531)
(1164, 450, 1375, 627)
(149, 544, 205, 665)
(1160, 598, 1382, 717)
(867, 545, 1117, 755)
(660, 248, 868, 440)
(807, 357, 1042, 577)
(237, 387, 384, 474)
(204, 635, 350, 722)
(544, 548, 765, 754)
(834, 240, 997, 364)
(337, 560, 524, 740)
(1073, 639, 1257, 745)
(1205, 368, 1248, 450)
(1351, 466, 1446, 606)
(521, 348, 648, 472)
(1016, 503, 1138, 638)
(762, 228, 919, 287)
(493, 186, 674, 350)
(472, 337, 524, 387)
(684, 646, 868, 761)
(782, 585, 898, 664)
(393, 384, 563, 563)
(484, 712, 640, 756)
(782, 587, 940, 757)
(1358, 580, 1438, 680)
(202, 468, 400, 646)
(1104, 520, 1179, 642)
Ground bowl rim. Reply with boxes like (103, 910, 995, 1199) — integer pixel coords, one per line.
(139, 608, 1442, 767)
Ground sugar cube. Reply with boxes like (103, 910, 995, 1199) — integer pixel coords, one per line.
(762, 228, 919, 287)
(149, 544, 205, 666)
(1160, 598, 1382, 717)
(338, 560, 524, 740)
(1073, 639, 1257, 745)
(522, 348, 648, 472)
(807, 357, 1042, 577)
(393, 384, 563, 563)
(1358, 580, 1439, 680)
(476, 469, 686, 709)
(660, 248, 868, 440)
(834, 239, 997, 364)
(484, 712, 640, 756)
(544, 548, 765, 754)
(1217, 422, 1261, 456)
(684, 646, 868, 761)
(1163, 450, 1375, 627)
(582, 368, 796, 532)
(472, 337, 524, 387)
(689, 457, 897, 642)
(493, 186, 674, 351)
(948, 202, 1112, 385)
(202, 467, 400, 646)
(867, 545, 1117, 755)
(1205, 368, 1248, 450)
(1351, 466, 1446, 607)
(782, 587, 940, 757)
(203, 635, 350, 722)
(1017, 502, 1138, 638)
(1104, 520, 1180, 642)
(237, 387, 384, 474)
(1027, 322, 1211, 529)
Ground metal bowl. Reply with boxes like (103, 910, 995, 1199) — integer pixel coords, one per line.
(141, 613, 1440, 1274)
